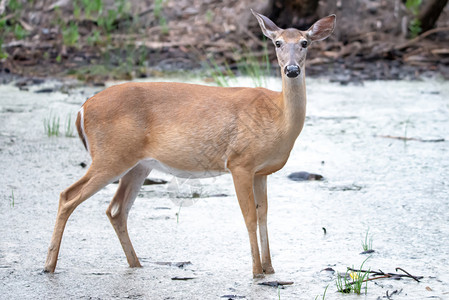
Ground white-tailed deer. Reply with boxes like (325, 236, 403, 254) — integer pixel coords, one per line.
(44, 10, 335, 278)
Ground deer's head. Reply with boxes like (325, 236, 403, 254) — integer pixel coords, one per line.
(252, 10, 336, 79)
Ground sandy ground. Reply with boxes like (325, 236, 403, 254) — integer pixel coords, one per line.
(0, 77, 448, 299)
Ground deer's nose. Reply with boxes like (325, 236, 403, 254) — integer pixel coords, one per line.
(284, 65, 300, 78)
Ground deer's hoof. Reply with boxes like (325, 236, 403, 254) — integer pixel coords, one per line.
(42, 266, 54, 273)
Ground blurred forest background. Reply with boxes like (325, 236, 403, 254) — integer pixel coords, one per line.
(0, 0, 448, 83)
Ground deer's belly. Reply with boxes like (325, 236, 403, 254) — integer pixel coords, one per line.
(141, 158, 227, 179)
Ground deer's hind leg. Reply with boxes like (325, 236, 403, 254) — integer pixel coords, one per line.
(106, 162, 151, 268)
(44, 160, 130, 273)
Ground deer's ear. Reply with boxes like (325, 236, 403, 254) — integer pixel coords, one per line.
(251, 9, 281, 40)
(307, 15, 336, 42)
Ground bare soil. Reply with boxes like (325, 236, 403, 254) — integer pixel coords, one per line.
(0, 77, 448, 299)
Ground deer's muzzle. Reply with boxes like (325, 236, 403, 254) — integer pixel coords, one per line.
(284, 65, 300, 78)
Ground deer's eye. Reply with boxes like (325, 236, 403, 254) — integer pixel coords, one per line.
(301, 40, 308, 48)
(275, 41, 282, 48)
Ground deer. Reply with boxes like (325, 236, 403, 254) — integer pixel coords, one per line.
(43, 10, 336, 278)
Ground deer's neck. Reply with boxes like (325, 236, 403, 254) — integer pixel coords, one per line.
(280, 71, 307, 133)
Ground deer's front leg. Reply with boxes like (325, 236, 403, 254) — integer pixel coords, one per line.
(254, 175, 274, 274)
(231, 169, 263, 278)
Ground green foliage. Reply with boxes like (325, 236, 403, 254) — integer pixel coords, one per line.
(205, 36, 271, 88)
(362, 229, 373, 251)
(0, 0, 27, 58)
(0, 37, 7, 59)
(98, 9, 118, 33)
(236, 42, 270, 87)
(7, 0, 22, 13)
(205, 9, 214, 23)
(65, 114, 75, 137)
(154, 0, 164, 19)
(406, 0, 422, 15)
(314, 285, 329, 300)
(116, 0, 129, 17)
(73, 1, 81, 19)
(159, 17, 169, 35)
(10, 190, 15, 208)
(0, 18, 6, 58)
(96, 0, 129, 32)
(409, 19, 422, 38)
(336, 272, 352, 293)
(44, 114, 60, 137)
(44, 114, 75, 137)
(62, 21, 79, 47)
(239, 51, 269, 87)
(13, 23, 27, 40)
(336, 258, 371, 295)
(351, 268, 370, 295)
(154, 0, 169, 34)
(87, 29, 102, 46)
(205, 44, 270, 88)
(206, 58, 235, 87)
(81, 0, 103, 18)
(406, 0, 423, 37)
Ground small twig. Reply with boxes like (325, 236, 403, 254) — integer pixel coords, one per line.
(395, 27, 449, 50)
(364, 275, 391, 282)
(374, 134, 445, 143)
(138, 8, 153, 18)
(347, 267, 423, 282)
(348, 268, 385, 276)
(346, 275, 391, 286)
(396, 267, 421, 283)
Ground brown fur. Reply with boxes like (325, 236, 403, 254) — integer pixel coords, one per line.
(81, 82, 290, 175)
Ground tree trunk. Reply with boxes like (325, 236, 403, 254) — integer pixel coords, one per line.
(418, 0, 448, 32)
(262, 0, 320, 30)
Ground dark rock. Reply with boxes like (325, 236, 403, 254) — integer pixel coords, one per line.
(258, 281, 294, 287)
(35, 88, 55, 93)
(143, 178, 167, 185)
(321, 267, 335, 273)
(288, 171, 323, 181)
(15, 79, 29, 87)
(171, 276, 195, 280)
(32, 78, 45, 84)
(360, 249, 375, 254)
